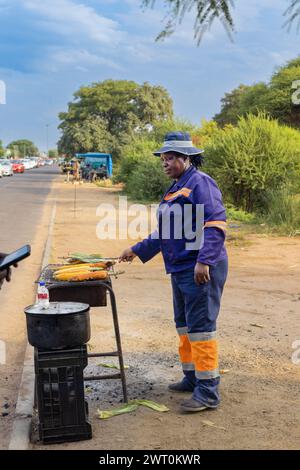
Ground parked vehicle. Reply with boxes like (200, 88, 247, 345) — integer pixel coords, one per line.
(11, 160, 25, 173)
(0, 160, 13, 176)
(27, 157, 40, 168)
(0, 163, 3, 178)
(76, 153, 113, 181)
(20, 158, 35, 170)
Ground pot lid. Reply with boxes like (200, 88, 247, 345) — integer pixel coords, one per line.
(24, 301, 90, 316)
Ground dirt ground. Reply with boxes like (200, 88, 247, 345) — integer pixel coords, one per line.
(30, 177, 300, 450)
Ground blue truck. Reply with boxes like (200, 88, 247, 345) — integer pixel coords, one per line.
(75, 153, 113, 180)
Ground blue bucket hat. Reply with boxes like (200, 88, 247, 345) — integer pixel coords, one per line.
(153, 131, 204, 157)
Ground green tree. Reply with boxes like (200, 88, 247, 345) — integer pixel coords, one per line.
(214, 57, 300, 128)
(143, 1, 300, 44)
(126, 157, 170, 202)
(58, 80, 173, 159)
(7, 139, 38, 157)
(214, 83, 268, 126)
(58, 116, 114, 157)
(0, 140, 4, 158)
(214, 85, 250, 126)
(48, 149, 59, 159)
(262, 57, 300, 127)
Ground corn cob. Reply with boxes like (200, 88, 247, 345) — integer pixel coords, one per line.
(54, 270, 108, 281)
(54, 262, 108, 270)
(70, 271, 108, 281)
(53, 263, 107, 275)
(54, 268, 105, 278)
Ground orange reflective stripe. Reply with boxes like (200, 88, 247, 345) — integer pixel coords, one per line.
(204, 221, 227, 232)
(179, 334, 193, 364)
(204, 221, 227, 226)
(164, 187, 192, 201)
(191, 339, 218, 372)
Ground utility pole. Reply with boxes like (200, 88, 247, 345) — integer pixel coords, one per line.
(46, 124, 49, 157)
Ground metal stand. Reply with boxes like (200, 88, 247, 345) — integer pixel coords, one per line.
(84, 282, 128, 403)
(41, 266, 129, 404)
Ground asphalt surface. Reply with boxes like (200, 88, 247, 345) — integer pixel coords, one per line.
(0, 165, 60, 251)
(0, 165, 59, 449)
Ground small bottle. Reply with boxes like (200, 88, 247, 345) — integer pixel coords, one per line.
(37, 281, 50, 309)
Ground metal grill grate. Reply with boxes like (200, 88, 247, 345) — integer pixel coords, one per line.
(38, 264, 110, 307)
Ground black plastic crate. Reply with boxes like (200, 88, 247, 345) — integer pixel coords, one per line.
(35, 346, 92, 444)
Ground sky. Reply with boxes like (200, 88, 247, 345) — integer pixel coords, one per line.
(0, 0, 299, 151)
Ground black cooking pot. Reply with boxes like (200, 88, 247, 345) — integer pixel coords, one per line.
(24, 302, 91, 350)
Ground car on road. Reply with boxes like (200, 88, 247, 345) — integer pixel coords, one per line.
(0, 160, 13, 176)
(0, 163, 3, 178)
(11, 160, 25, 173)
(20, 159, 34, 170)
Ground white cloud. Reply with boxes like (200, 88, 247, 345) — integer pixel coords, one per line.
(50, 48, 122, 70)
(22, 0, 124, 45)
(233, 0, 287, 32)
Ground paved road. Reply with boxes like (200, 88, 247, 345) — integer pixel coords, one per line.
(0, 165, 60, 449)
(0, 166, 60, 251)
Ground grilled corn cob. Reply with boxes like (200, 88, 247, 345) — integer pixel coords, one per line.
(54, 270, 108, 281)
(54, 268, 105, 278)
(53, 263, 107, 275)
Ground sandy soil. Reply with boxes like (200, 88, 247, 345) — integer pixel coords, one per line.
(31, 178, 300, 450)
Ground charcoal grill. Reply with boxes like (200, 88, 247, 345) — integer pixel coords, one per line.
(38, 265, 128, 402)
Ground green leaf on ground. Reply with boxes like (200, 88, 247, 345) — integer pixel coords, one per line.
(130, 399, 169, 412)
(97, 403, 138, 419)
(97, 399, 169, 420)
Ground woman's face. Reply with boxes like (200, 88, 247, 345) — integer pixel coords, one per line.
(160, 152, 189, 179)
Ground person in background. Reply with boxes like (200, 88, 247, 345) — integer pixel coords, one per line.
(72, 158, 80, 183)
(64, 160, 72, 183)
(119, 131, 228, 413)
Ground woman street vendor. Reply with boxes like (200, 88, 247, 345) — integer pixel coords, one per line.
(119, 131, 228, 412)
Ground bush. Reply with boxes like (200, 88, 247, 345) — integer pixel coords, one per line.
(126, 157, 170, 202)
(113, 137, 158, 184)
(263, 188, 300, 236)
(226, 205, 257, 223)
(204, 113, 300, 212)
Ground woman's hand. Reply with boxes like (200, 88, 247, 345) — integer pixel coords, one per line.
(194, 262, 210, 285)
(0, 268, 10, 288)
(0, 253, 13, 290)
(119, 247, 137, 263)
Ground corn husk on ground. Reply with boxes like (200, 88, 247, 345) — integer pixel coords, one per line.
(97, 400, 169, 419)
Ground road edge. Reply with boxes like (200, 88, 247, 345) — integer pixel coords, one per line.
(8, 202, 57, 450)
